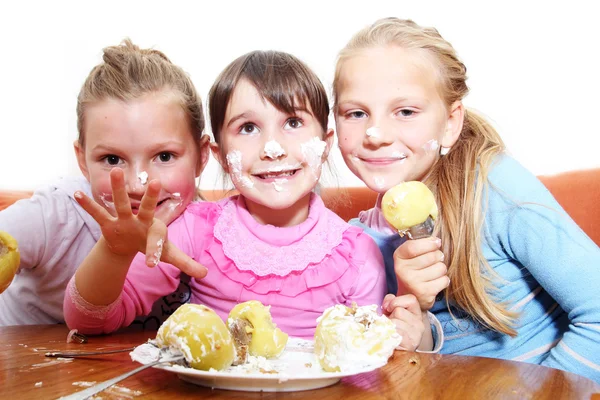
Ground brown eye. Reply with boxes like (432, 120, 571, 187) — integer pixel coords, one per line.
(284, 118, 303, 130)
(240, 124, 258, 135)
(158, 152, 173, 162)
(106, 155, 120, 165)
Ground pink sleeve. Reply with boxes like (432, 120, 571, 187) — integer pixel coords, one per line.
(345, 232, 386, 307)
(64, 212, 197, 334)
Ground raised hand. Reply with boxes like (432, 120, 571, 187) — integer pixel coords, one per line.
(382, 293, 425, 351)
(393, 237, 449, 311)
(75, 168, 207, 279)
(75, 168, 159, 257)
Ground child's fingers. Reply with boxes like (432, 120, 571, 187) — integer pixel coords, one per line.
(403, 260, 446, 281)
(394, 237, 441, 261)
(389, 305, 417, 323)
(146, 222, 166, 267)
(386, 294, 421, 316)
(392, 319, 418, 351)
(138, 180, 161, 224)
(162, 241, 208, 279)
(428, 274, 451, 293)
(74, 191, 112, 225)
(382, 293, 396, 313)
(110, 168, 133, 219)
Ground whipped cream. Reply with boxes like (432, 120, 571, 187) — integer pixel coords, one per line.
(314, 304, 401, 372)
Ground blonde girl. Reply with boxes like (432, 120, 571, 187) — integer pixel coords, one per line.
(334, 18, 600, 382)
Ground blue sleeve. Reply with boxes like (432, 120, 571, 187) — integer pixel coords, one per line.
(486, 156, 600, 381)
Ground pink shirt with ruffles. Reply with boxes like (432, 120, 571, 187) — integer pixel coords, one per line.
(64, 194, 386, 339)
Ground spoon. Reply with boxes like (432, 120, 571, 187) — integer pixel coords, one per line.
(57, 353, 184, 400)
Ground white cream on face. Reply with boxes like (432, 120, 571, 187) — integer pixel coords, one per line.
(374, 176, 385, 189)
(391, 151, 407, 160)
(366, 127, 381, 138)
(168, 192, 183, 211)
(422, 139, 439, 153)
(226, 150, 254, 188)
(272, 178, 288, 192)
(99, 193, 115, 212)
(301, 137, 327, 175)
(138, 171, 149, 185)
(263, 140, 286, 159)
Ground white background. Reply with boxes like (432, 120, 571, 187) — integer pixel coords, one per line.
(1, 0, 598, 190)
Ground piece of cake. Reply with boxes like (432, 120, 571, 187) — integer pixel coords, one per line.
(381, 181, 438, 239)
(0, 231, 20, 294)
(228, 300, 288, 365)
(156, 304, 235, 371)
(314, 303, 401, 372)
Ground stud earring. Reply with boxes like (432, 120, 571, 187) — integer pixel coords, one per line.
(440, 146, 450, 156)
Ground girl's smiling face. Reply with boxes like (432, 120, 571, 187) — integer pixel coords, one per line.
(335, 46, 463, 193)
(213, 79, 332, 225)
(75, 91, 209, 225)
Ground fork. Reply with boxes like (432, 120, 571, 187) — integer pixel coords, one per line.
(45, 347, 136, 358)
(57, 353, 184, 400)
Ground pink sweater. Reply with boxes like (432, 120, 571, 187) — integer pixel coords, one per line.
(64, 194, 386, 339)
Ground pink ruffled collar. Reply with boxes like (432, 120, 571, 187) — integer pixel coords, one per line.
(213, 194, 350, 277)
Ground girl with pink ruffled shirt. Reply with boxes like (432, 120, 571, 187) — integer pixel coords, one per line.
(64, 50, 431, 351)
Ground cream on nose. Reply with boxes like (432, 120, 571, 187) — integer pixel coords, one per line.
(263, 140, 286, 159)
(137, 171, 149, 185)
(125, 169, 148, 193)
(366, 127, 381, 138)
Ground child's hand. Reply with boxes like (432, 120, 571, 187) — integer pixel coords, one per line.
(382, 294, 425, 351)
(394, 237, 449, 311)
(75, 168, 207, 279)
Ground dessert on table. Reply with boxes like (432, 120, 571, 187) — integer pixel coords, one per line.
(156, 303, 235, 371)
(314, 303, 402, 372)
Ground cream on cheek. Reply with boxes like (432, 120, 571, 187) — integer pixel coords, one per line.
(98, 193, 115, 213)
(301, 137, 327, 178)
(168, 192, 183, 211)
(422, 139, 439, 154)
(226, 150, 254, 188)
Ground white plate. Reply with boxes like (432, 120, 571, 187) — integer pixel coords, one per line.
(131, 338, 385, 392)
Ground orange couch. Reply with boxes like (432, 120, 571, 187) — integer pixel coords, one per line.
(1, 168, 599, 246)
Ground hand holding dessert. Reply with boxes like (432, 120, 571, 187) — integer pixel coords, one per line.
(382, 182, 449, 312)
(381, 181, 438, 240)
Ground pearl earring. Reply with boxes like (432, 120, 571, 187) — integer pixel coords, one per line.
(440, 146, 450, 156)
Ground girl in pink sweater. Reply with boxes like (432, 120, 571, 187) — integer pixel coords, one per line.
(65, 51, 429, 350)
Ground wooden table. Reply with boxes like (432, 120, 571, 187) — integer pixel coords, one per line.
(1, 325, 598, 399)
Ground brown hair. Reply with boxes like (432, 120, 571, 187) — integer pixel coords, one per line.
(333, 18, 517, 336)
(208, 50, 329, 156)
(76, 38, 204, 149)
